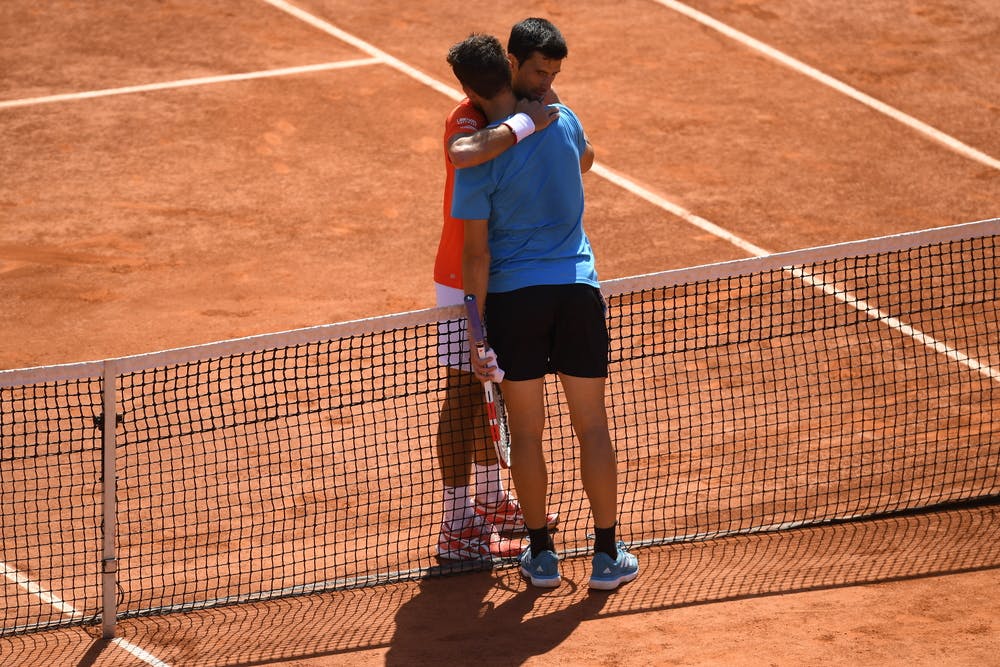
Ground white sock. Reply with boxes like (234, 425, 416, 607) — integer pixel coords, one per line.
(474, 463, 506, 506)
(443, 485, 475, 529)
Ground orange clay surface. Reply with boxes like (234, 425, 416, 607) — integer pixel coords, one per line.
(1, 1, 998, 665)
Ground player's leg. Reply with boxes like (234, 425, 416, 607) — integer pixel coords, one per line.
(438, 283, 541, 533)
(461, 379, 560, 535)
(501, 378, 548, 528)
(436, 366, 477, 506)
(434, 368, 481, 559)
(501, 377, 560, 586)
(483, 285, 554, 533)
(486, 286, 560, 586)
(557, 374, 616, 527)
(552, 284, 638, 589)
(471, 380, 559, 532)
(550, 284, 617, 527)
(436, 367, 521, 560)
(435, 284, 519, 560)
(560, 373, 637, 589)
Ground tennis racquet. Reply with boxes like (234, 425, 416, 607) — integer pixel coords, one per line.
(464, 294, 511, 468)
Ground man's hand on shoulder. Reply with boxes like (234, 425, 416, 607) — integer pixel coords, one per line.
(516, 98, 560, 134)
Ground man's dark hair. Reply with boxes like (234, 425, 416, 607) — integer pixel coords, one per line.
(446, 34, 512, 99)
(507, 17, 568, 64)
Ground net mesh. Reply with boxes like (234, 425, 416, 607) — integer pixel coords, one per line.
(1, 378, 103, 633)
(610, 237, 999, 543)
(2, 221, 998, 635)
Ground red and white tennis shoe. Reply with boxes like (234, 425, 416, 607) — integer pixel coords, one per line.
(437, 514, 523, 561)
(474, 492, 559, 534)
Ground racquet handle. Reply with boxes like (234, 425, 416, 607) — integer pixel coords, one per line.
(463, 294, 486, 344)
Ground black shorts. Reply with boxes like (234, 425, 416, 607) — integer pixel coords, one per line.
(485, 284, 609, 381)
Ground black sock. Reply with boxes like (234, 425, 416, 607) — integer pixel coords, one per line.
(594, 524, 617, 560)
(528, 526, 553, 557)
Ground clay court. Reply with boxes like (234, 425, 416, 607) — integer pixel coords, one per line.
(2, 1, 999, 665)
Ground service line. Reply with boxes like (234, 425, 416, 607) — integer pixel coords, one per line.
(0, 58, 381, 110)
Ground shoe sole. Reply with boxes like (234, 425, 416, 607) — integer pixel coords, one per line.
(438, 550, 491, 561)
(588, 568, 639, 591)
(438, 537, 524, 561)
(438, 545, 523, 560)
(521, 567, 561, 588)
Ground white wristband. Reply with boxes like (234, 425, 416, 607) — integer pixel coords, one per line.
(502, 112, 535, 143)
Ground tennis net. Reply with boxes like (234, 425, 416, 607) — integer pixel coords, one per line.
(2, 218, 998, 637)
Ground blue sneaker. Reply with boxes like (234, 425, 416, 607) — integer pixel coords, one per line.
(589, 543, 639, 590)
(519, 547, 561, 588)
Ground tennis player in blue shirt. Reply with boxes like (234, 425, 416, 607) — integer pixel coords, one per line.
(448, 32, 639, 590)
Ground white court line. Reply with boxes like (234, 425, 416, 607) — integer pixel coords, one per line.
(1, 561, 84, 619)
(651, 0, 1000, 171)
(262, 0, 999, 385)
(590, 162, 771, 257)
(0, 58, 381, 110)
(4, 561, 171, 664)
(262, 0, 462, 102)
(111, 637, 172, 667)
(791, 267, 1000, 383)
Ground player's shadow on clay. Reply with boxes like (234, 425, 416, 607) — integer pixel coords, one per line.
(385, 563, 609, 665)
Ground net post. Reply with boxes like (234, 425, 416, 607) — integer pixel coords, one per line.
(100, 362, 118, 639)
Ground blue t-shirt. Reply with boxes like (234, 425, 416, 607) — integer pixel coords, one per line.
(451, 104, 598, 293)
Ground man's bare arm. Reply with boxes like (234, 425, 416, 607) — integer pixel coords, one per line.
(448, 126, 515, 170)
(448, 99, 559, 169)
(462, 219, 490, 316)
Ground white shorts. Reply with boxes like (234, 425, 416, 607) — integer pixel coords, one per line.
(436, 283, 471, 371)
